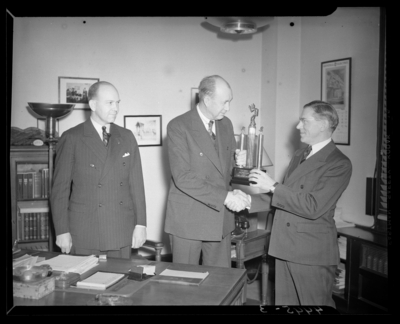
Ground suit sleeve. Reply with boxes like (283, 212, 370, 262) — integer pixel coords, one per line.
(167, 120, 228, 212)
(128, 131, 147, 226)
(272, 158, 352, 220)
(50, 132, 74, 236)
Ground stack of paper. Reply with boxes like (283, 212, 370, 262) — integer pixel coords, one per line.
(13, 254, 39, 268)
(35, 255, 99, 274)
(153, 269, 209, 286)
(77, 272, 125, 290)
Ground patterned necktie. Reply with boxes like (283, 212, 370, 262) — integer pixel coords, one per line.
(208, 120, 216, 141)
(300, 145, 312, 163)
(102, 126, 110, 147)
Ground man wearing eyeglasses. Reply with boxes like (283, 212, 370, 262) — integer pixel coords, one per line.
(247, 100, 352, 307)
(51, 81, 147, 259)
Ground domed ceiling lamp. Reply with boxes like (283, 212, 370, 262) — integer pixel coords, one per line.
(204, 16, 274, 34)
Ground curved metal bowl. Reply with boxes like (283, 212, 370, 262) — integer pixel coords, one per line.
(27, 102, 75, 118)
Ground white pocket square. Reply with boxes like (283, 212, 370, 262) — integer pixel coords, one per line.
(123, 152, 130, 157)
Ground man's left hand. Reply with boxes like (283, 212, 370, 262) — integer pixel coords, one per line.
(132, 226, 147, 249)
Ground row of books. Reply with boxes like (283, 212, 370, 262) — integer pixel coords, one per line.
(17, 200, 50, 242)
(16, 169, 49, 200)
(17, 212, 50, 241)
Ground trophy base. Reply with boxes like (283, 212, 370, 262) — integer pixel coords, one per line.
(231, 167, 266, 186)
(231, 167, 254, 186)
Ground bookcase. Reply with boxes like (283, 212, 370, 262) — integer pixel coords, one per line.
(10, 146, 54, 251)
(333, 227, 388, 314)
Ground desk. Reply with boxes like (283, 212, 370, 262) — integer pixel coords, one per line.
(232, 229, 271, 305)
(12, 250, 247, 306)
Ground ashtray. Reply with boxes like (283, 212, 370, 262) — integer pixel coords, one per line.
(54, 272, 81, 289)
(13, 264, 52, 282)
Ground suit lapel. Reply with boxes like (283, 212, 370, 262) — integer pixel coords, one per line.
(190, 110, 223, 176)
(82, 119, 108, 163)
(100, 123, 124, 181)
(285, 141, 336, 185)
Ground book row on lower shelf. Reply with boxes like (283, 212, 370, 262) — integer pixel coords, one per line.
(16, 169, 49, 199)
(17, 211, 50, 241)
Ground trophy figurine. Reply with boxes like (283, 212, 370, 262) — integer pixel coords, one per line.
(232, 104, 268, 185)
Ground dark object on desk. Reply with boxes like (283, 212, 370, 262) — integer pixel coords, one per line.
(54, 272, 81, 289)
(127, 267, 153, 281)
(231, 214, 250, 238)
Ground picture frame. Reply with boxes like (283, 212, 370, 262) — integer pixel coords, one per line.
(321, 58, 351, 145)
(124, 115, 162, 147)
(58, 77, 100, 110)
(191, 88, 199, 110)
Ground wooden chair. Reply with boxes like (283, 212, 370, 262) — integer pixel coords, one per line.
(131, 240, 164, 262)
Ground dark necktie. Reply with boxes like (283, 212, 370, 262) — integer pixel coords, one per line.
(102, 126, 110, 147)
(300, 145, 312, 163)
(208, 120, 216, 141)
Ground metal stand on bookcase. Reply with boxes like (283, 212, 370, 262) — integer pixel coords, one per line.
(27, 103, 75, 251)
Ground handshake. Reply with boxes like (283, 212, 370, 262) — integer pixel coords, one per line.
(224, 189, 251, 212)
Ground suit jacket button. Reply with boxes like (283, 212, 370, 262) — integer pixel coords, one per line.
(286, 222, 290, 227)
(120, 201, 123, 205)
(123, 162, 126, 166)
(200, 152, 203, 156)
(120, 182, 123, 186)
(300, 185, 304, 189)
(99, 204, 102, 207)
(98, 184, 102, 188)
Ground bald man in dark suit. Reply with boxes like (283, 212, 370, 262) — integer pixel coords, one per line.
(51, 81, 147, 259)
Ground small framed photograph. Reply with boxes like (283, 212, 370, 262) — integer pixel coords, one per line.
(321, 58, 351, 145)
(124, 115, 162, 147)
(191, 88, 199, 110)
(58, 77, 100, 110)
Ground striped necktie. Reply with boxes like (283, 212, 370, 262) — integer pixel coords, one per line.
(208, 120, 216, 141)
(102, 126, 110, 147)
(300, 145, 312, 163)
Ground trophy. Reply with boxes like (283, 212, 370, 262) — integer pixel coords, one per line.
(231, 104, 271, 185)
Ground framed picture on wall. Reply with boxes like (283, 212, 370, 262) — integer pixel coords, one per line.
(58, 77, 99, 110)
(124, 115, 162, 147)
(321, 58, 351, 145)
(191, 88, 199, 110)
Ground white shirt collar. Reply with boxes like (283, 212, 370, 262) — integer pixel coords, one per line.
(90, 117, 110, 139)
(196, 104, 215, 133)
(308, 138, 332, 158)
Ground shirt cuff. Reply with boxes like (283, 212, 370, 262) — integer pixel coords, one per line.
(135, 225, 146, 228)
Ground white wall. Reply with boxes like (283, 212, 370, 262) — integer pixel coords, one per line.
(11, 17, 264, 254)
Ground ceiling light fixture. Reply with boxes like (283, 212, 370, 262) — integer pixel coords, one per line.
(204, 17, 273, 34)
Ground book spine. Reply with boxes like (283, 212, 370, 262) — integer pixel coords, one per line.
(33, 213, 37, 240)
(27, 173, 33, 199)
(24, 214, 29, 240)
(37, 213, 40, 240)
(43, 169, 49, 198)
(17, 173, 24, 200)
(44, 213, 49, 239)
(41, 213, 46, 239)
(29, 213, 33, 240)
(34, 172, 42, 198)
(22, 174, 28, 199)
(17, 210, 21, 241)
(20, 210, 25, 241)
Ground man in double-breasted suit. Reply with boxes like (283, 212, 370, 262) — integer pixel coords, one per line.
(165, 75, 250, 268)
(248, 100, 352, 307)
(51, 81, 147, 259)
